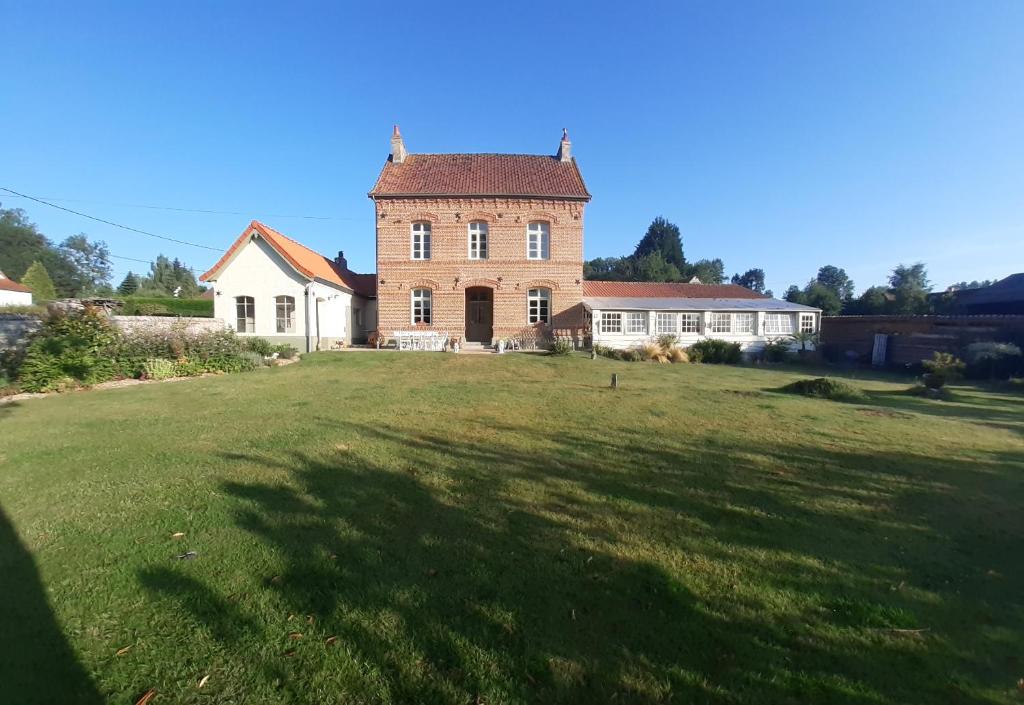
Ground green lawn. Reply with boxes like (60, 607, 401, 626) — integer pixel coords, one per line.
(1, 353, 1022, 704)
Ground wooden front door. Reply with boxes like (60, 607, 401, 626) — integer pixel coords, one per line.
(465, 287, 493, 343)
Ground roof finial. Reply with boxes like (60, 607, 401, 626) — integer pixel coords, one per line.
(557, 127, 572, 162)
(390, 124, 407, 164)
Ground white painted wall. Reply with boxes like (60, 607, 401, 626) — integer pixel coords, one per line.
(207, 236, 355, 349)
(0, 290, 33, 306)
(590, 309, 820, 352)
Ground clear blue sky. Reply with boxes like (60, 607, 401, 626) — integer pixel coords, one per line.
(3, 1, 1022, 295)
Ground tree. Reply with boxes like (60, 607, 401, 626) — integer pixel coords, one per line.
(633, 217, 685, 270)
(21, 260, 57, 301)
(687, 258, 725, 284)
(59, 234, 112, 296)
(801, 281, 842, 316)
(117, 271, 140, 296)
(947, 279, 995, 291)
(633, 251, 682, 282)
(889, 262, 931, 314)
(849, 285, 890, 315)
(730, 268, 766, 294)
(140, 254, 200, 296)
(783, 285, 805, 304)
(814, 265, 855, 302)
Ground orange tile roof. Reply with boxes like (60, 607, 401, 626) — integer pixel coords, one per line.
(583, 281, 767, 299)
(0, 277, 32, 293)
(200, 221, 376, 297)
(369, 153, 591, 200)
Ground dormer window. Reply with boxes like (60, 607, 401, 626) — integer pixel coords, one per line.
(411, 222, 431, 260)
(527, 222, 550, 260)
(468, 222, 488, 260)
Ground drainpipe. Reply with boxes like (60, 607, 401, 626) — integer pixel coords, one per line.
(304, 282, 316, 353)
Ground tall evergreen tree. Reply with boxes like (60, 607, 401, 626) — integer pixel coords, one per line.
(21, 260, 57, 301)
(117, 271, 140, 295)
(633, 217, 685, 270)
(730, 268, 767, 294)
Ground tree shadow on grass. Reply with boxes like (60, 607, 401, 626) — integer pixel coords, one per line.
(0, 504, 104, 705)
(862, 388, 1024, 436)
(140, 416, 1021, 704)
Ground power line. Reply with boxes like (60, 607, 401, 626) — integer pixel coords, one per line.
(0, 192, 357, 221)
(1, 187, 223, 251)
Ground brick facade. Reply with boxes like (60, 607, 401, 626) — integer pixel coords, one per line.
(373, 197, 588, 343)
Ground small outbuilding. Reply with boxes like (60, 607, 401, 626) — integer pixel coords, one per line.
(583, 281, 820, 352)
(0, 270, 33, 306)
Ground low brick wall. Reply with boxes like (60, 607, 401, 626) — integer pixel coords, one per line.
(110, 316, 226, 334)
(0, 315, 42, 349)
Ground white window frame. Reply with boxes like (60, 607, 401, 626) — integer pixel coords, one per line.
(680, 313, 701, 333)
(411, 222, 431, 260)
(275, 295, 295, 334)
(468, 221, 488, 260)
(765, 313, 794, 335)
(655, 312, 678, 335)
(733, 313, 755, 335)
(527, 288, 551, 324)
(527, 222, 550, 260)
(235, 296, 254, 333)
(411, 288, 432, 324)
(626, 312, 647, 334)
(800, 313, 816, 333)
(709, 312, 732, 334)
(599, 312, 622, 334)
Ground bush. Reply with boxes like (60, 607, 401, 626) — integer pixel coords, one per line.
(656, 334, 678, 350)
(689, 339, 743, 365)
(780, 377, 866, 402)
(549, 338, 575, 356)
(667, 347, 689, 364)
(963, 342, 1023, 380)
(620, 349, 640, 362)
(142, 358, 177, 381)
(240, 350, 267, 369)
(18, 309, 120, 392)
(271, 343, 299, 359)
(763, 339, 791, 363)
(174, 358, 206, 377)
(921, 352, 965, 388)
(637, 342, 668, 363)
(243, 337, 275, 356)
(905, 382, 953, 400)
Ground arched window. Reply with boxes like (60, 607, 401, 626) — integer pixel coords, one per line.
(468, 222, 488, 260)
(275, 295, 295, 333)
(235, 296, 254, 333)
(411, 288, 432, 324)
(527, 288, 551, 324)
(411, 222, 431, 260)
(527, 222, 550, 260)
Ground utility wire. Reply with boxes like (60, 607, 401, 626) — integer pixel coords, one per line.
(1, 187, 222, 251)
(0, 192, 356, 220)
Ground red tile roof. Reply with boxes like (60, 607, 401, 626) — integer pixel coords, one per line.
(200, 221, 376, 297)
(369, 153, 591, 200)
(583, 281, 767, 299)
(0, 277, 32, 293)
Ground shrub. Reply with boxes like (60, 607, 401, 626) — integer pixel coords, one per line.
(240, 350, 267, 369)
(689, 339, 743, 365)
(763, 339, 791, 363)
(780, 377, 866, 402)
(637, 342, 668, 363)
(549, 338, 574, 356)
(905, 382, 953, 400)
(174, 358, 206, 377)
(271, 343, 299, 359)
(656, 334, 678, 351)
(620, 349, 640, 362)
(142, 358, 177, 381)
(667, 347, 689, 364)
(963, 342, 1023, 380)
(921, 352, 965, 387)
(18, 309, 120, 392)
(243, 337, 275, 357)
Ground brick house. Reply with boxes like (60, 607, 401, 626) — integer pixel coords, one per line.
(369, 127, 591, 346)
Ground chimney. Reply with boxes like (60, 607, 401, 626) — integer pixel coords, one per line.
(335, 250, 347, 270)
(390, 124, 407, 164)
(557, 128, 572, 162)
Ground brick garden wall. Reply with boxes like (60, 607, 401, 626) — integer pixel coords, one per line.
(373, 197, 589, 344)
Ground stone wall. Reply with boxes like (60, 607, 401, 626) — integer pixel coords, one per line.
(0, 315, 41, 349)
(110, 315, 225, 335)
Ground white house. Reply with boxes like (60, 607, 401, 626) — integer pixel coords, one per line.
(0, 270, 33, 306)
(200, 221, 376, 351)
(583, 281, 821, 352)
